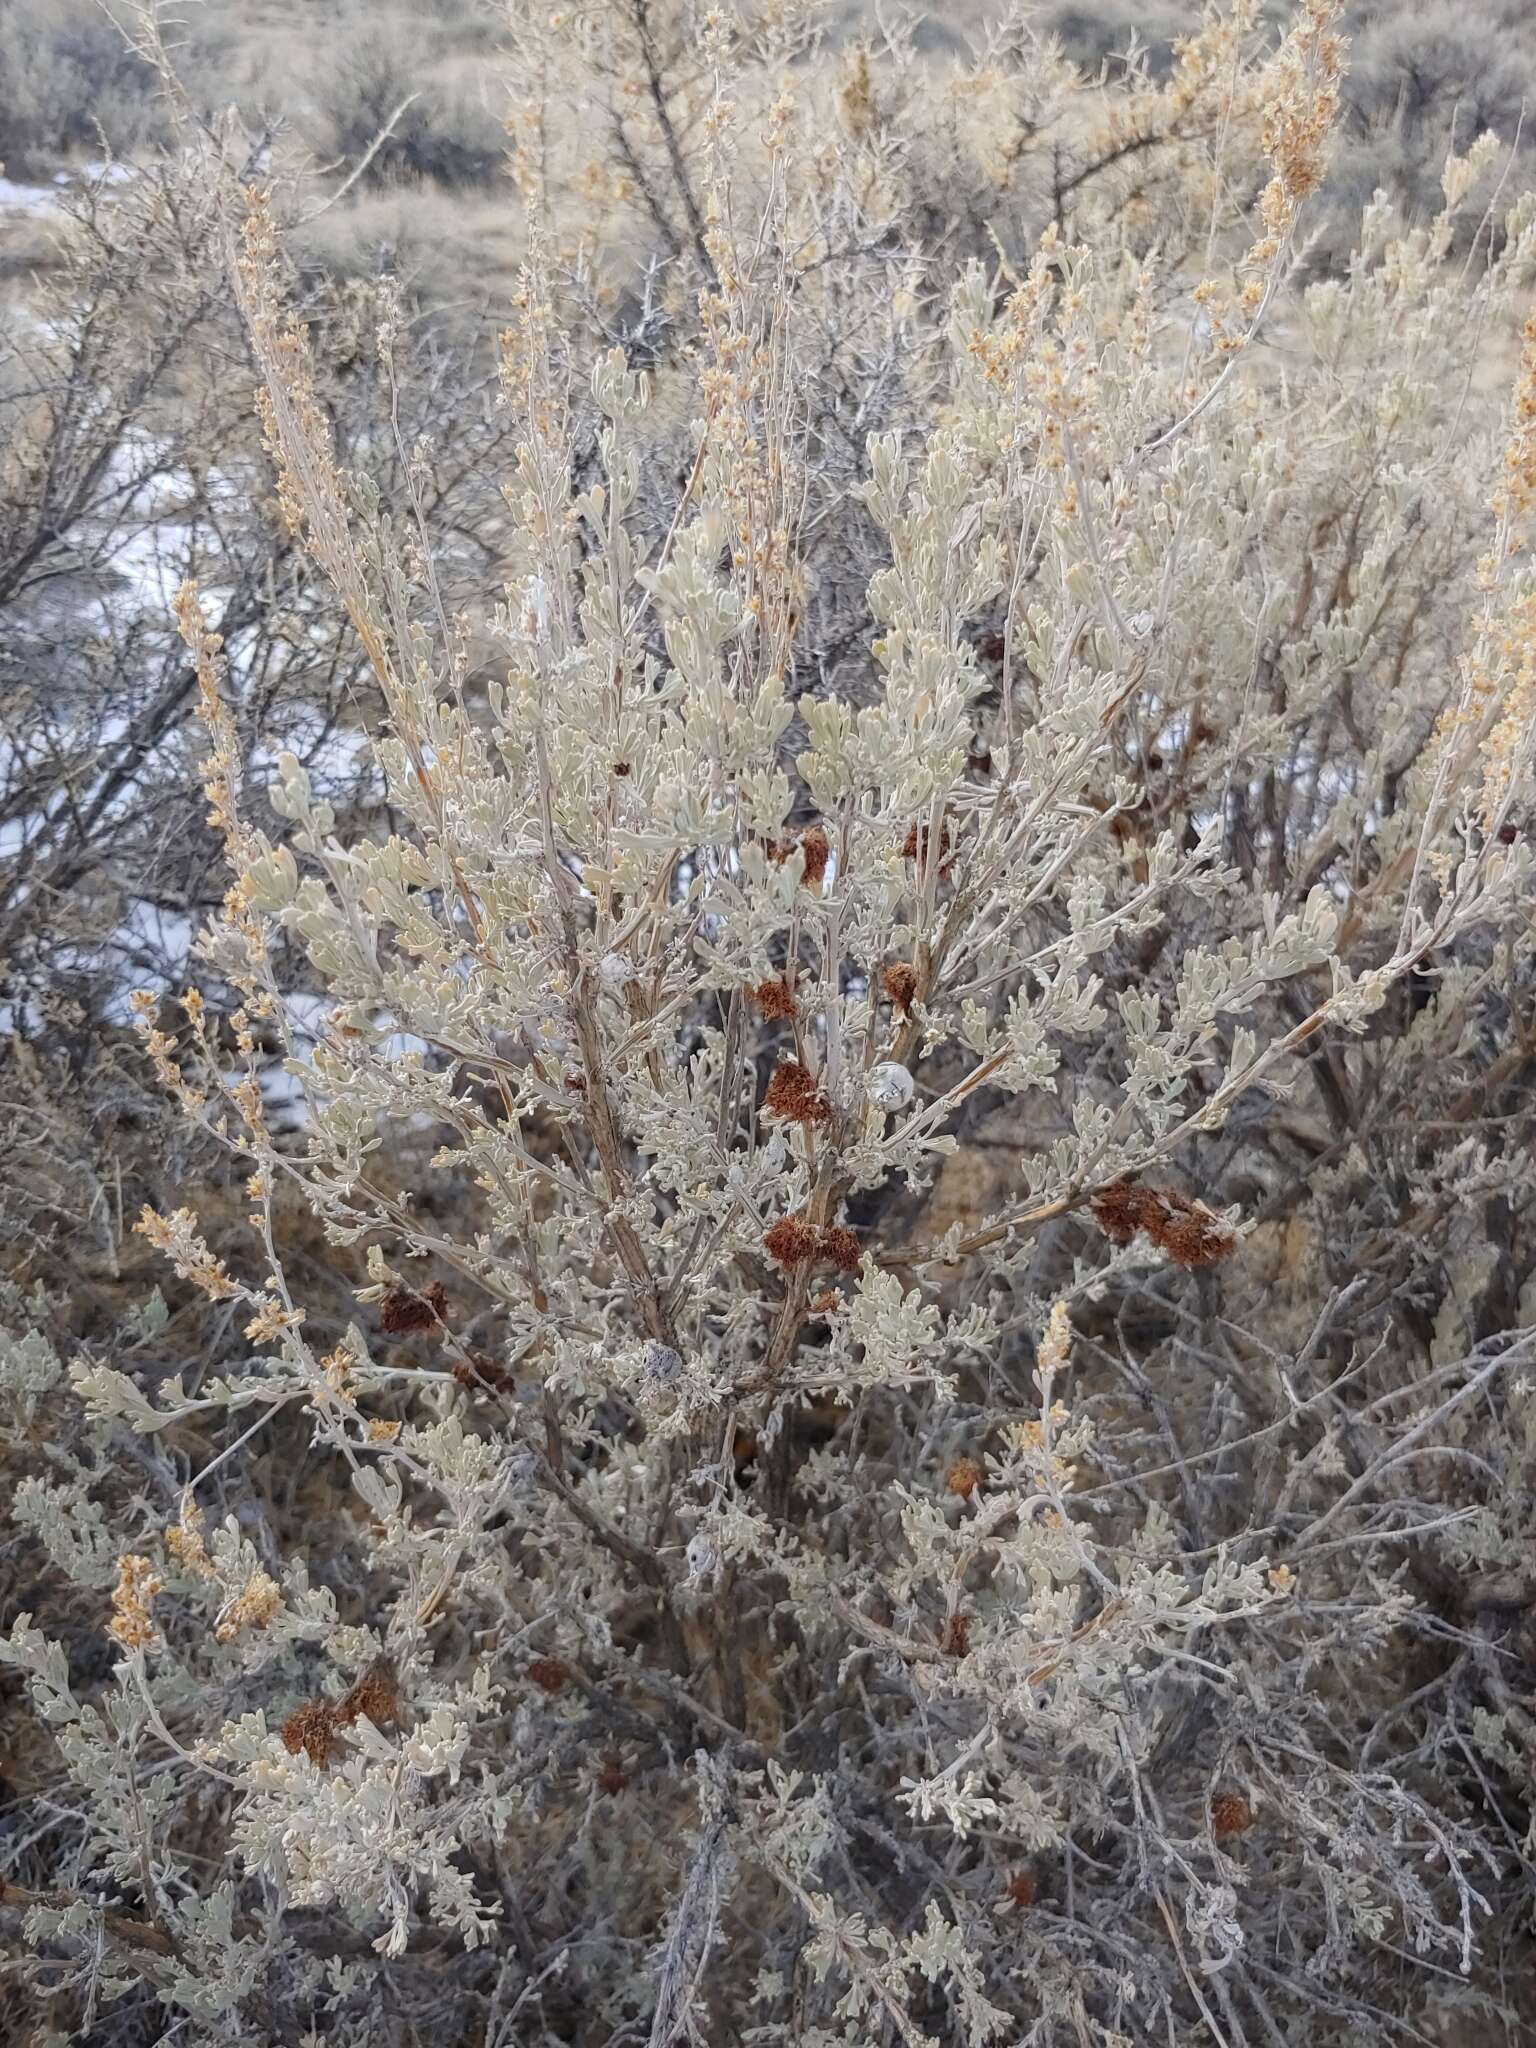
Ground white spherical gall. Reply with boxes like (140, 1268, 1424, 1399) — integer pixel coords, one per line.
(641, 1341, 684, 1386)
(684, 1530, 720, 1584)
(865, 1062, 915, 1112)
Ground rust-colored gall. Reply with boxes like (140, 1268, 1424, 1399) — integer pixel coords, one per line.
(881, 961, 919, 1015)
(767, 824, 830, 888)
(764, 1059, 833, 1127)
(1211, 1791, 1253, 1838)
(764, 1216, 822, 1268)
(946, 1456, 984, 1499)
(281, 1700, 337, 1768)
(819, 1224, 862, 1273)
(1090, 1180, 1235, 1269)
(751, 977, 798, 1021)
(379, 1280, 449, 1335)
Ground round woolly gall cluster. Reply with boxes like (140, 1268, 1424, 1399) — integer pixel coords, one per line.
(946, 1456, 984, 1499)
(379, 1279, 449, 1335)
(767, 824, 829, 888)
(1211, 1790, 1254, 1838)
(1090, 1180, 1236, 1269)
(763, 1216, 823, 1268)
(941, 1610, 972, 1657)
(751, 977, 797, 1021)
(641, 1341, 684, 1384)
(281, 1700, 336, 1768)
(819, 1224, 861, 1273)
(763, 1059, 833, 1126)
(901, 821, 952, 873)
(865, 1061, 914, 1111)
(763, 1217, 861, 1272)
(881, 961, 919, 1014)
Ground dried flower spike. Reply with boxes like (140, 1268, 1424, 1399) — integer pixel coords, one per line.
(108, 1554, 162, 1652)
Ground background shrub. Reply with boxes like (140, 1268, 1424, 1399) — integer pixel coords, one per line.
(0, 0, 164, 173)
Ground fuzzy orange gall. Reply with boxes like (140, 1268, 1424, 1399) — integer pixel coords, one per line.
(881, 961, 919, 1015)
(1158, 1205, 1236, 1270)
(452, 1349, 513, 1396)
(597, 1752, 628, 1796)
(809, 1289, 843, 1317)
(795, 826, 830, 887)
(767, 824, 830, 887)
(527, 1656, 571, 1695)
(1091, 1179, 1158, 1244)
(281, 1700, 337, 1768)
(379, 1279, 449, 1335)
(764, 1215, 822, 1268)
(1090, 1180, 1235, 1269)
(1005, 1871, 1039, 1908)
(1211, 1790, 1254, 1838)
(901, 821, 952, 873)
(819, 1224, 861, 1273)
(763, 1059, 832, 1126)
(946, 1456, 984, 1499)
(751, 977, 798, 1021)
(334, 1657, 398, 1730)
(732, 1427, 759, 1477)
(941, 1610, 972, 1657)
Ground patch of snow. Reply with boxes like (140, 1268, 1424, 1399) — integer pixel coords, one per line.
(0, 176, 58, 214)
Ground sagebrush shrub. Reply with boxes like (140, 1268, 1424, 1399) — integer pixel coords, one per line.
(7, 4, 1536, 2044)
